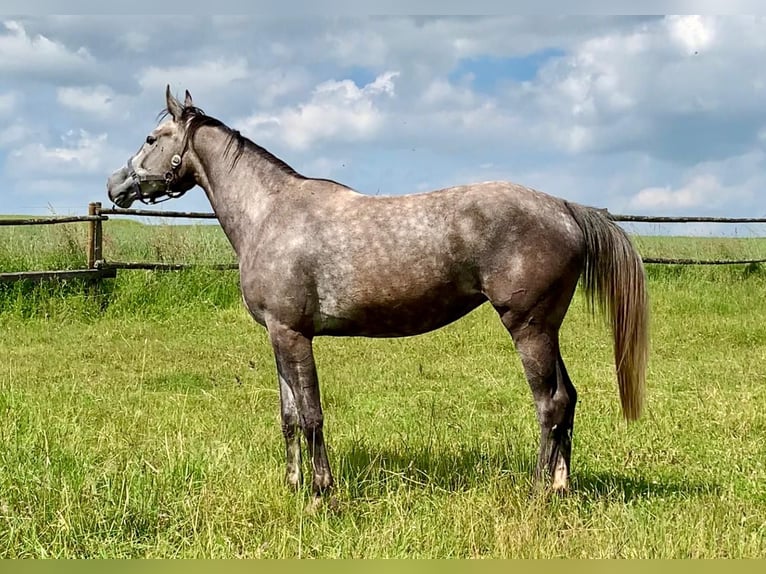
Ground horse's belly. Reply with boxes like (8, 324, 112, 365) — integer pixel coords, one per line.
(315, 286, 487, 337)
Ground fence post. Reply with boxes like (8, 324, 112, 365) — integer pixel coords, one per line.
(86, 202, 103, 269)
(87, 202, 96, 269)
(93, 202, 103, 267)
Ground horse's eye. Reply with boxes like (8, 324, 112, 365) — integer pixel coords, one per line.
(146, 135, 157, 145)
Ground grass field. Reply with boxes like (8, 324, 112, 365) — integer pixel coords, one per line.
(1, 219, 765, 557)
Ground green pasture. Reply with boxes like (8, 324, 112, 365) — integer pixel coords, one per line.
(0, 219, 764, 557)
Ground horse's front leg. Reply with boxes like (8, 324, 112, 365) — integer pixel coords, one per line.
(278, 372, 303, 489)
(268, 322, 334, 504)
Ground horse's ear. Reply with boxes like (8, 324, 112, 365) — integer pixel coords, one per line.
(166, 85, 183, 121)
(184, 90, 193, 108)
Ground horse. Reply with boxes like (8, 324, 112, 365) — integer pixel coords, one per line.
(107, 86, 649, 508)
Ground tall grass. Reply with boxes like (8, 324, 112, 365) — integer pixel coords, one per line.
(0, 220, 240, 319)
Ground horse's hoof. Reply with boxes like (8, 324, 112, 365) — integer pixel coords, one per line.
(305, 497, 319, 514)
(327, 495, 341, 513)
(551, 478, 570, 495)
(285, 476, 303, 491)
(304, 495, 341, 515)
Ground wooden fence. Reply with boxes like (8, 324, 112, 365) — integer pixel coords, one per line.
(2, 201, 766, 285)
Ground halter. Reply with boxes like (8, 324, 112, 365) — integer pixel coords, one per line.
(126, 152, 186, 205)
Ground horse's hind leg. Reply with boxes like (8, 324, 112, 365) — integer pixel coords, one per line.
(500, 314, 578, 491)
(551, 350, 577, 490)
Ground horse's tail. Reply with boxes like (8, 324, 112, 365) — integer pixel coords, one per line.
(565, 202, 649, 421)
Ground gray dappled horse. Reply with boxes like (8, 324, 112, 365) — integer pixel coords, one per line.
(107, 87, 649, 506)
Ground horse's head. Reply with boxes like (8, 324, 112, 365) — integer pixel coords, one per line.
(107, 86, 198, 208)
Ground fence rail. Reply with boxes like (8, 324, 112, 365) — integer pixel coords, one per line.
(0, 215, 105, 226)
(100, 261, 239, 271)
(100, 207, 217, 219)
(610, 214, 766, 223)
(642, 257, 766, 265)
(2, 202, 766, 285)
(0, 268, 117, 284)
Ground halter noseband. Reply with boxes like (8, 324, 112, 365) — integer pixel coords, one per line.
(126, 152, 186, 205)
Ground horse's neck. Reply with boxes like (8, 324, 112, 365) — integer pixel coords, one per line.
(191, 128, 297, 257)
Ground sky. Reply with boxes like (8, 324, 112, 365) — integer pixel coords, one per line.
(2, 15, 766, 235)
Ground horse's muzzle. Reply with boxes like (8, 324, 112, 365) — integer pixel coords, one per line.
(106, 166, 138, 208)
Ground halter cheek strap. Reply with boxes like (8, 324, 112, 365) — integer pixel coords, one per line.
(127, 153, 185, 204)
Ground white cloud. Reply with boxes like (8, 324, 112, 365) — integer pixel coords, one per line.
(317, 17, 645, 75)
(9, 130, 114, 177)
(241, 71, 400, 150)
(0, 20, 93, 76)
(56, 85, 124, 118)
(0, 122, 32, 148)
(0, 92, 16, 116)
(324, 28, 390, 68)
(630, 175, 724, 210)
(138, 58, 250, 95)
(118, 31, 150, 53)
(512, 16, 766, 159)
(421, 78, 477, 107)
(627, 153, 764, 214)
(243, 67, 312, 107)
(667, 15, 715, 54)
(135, 57, 312, 112)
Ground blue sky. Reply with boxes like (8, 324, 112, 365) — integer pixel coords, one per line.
(2, 15, 766, 235)
(449, 49, 566, 88)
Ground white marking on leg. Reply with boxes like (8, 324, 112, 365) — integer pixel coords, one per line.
(552, 455, 569, 491)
